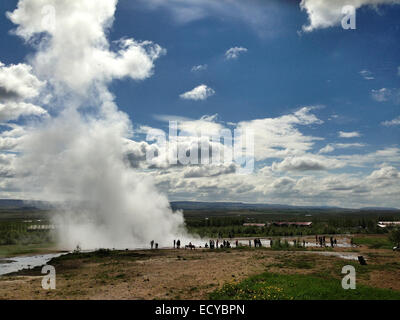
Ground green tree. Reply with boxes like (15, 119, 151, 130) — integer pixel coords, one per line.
(389, 228, 400, 247)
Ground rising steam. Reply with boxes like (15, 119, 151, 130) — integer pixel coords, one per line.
(9, 0, 190, 249)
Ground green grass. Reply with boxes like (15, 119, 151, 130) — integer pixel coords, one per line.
(209, 272, 400, 300)
(0, 243, 56, 258)
(273, 255, 316, 269)
(353, 236, 393, 250)
(49, 249, 151, 264)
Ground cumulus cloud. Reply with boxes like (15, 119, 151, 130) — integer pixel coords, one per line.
(272, 156, 343, 171)
(300, 0, 400, 32)
(319, 143, 365, 154)
(338, 131, 361, 138)
(176, 114, 223, 136)
(338, 147, 400, 168)
(225, 47, 248, 60)
(183, 163, 237, 178)
(271, 177, 296, 192)
(0, 153, 16, 178)
(137, 114, 234, 169)
(237, 107, 323, 161)
(7, 0, 165, 94)
(371, 88, 400, 103)
(0, 102, 47, 122)
(368, 166, 400, 181)
(371, 88, 391, 102)
(0, 62, 45, 100)
(382, 116, 400, 126)
(0, 61, 47, 121)
(180, 84, 215, 101)
(2, 0, 400, 214)
(191, 64, 207, 72)
(0, 124, 25, 151)
(135, 107, 400, 206)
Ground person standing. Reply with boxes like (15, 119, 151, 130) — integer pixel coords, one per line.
(174, 240, 176, 249)
(177, 239, 181, 249)
(150, 240, 154, 249)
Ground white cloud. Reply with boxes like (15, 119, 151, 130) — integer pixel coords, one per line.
(138, 110, 400, 207)
(0, 101, 47, 122)
(319, 143, 365, 153)
(183, 163, 237, 178)
(0, 124, 25, 151)
(237, 107, 323, 161)
(180, 84, 215, 101)
(191, 64, 207, 72)
(0, 61, 47, 121)
(300, 0, 400, 32)
(359, 69, 374, 80)
(338, 131, 361, 138)
(319, 144, 335, 154)
(382, 116, 400, 126)
(271, 177, 296, 192)
(225, 47, 248, 60)
(0, 152, 16, 178)
(136, 0, 275, 33)
(7, 0, 165, 94)
(371, 88, 400, 103)
(0, 62, 45, 100)
(338, 147, 400, 168)
(272, 156, 344, 172)
(2, 0, 400, 210)
(371, 88, 391, 102)
(368, 166, 400, 181)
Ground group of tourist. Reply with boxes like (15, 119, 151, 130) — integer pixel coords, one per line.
(205, 239, 233, 249)
(151, 236, 341, 250)
(315, 235, 338, 247)
(150, 240, 158, 249)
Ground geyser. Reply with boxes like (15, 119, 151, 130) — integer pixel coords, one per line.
(8, 0, 191, 249)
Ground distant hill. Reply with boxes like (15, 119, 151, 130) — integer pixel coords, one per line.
(0, 199, 398, 212)
(0, 199, 53, 210)
(170, 201, 399, 212)
(360, 207, 400, 211)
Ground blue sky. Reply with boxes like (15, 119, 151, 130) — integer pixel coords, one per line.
(0, 0, 400, 208)
(109, 1, 400, 154)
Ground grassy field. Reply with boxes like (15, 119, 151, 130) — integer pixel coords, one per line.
(0, 210, 55, 256)
(353, 235, 394, 250)
(0, 208, 399, 300)
(0, 243, 57, 258)
(1, 234, 399, 300)
(184, 209, 399, 238)
(209, 272, 400, 300)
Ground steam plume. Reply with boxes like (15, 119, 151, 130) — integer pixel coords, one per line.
(9, 0, 189, 249)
